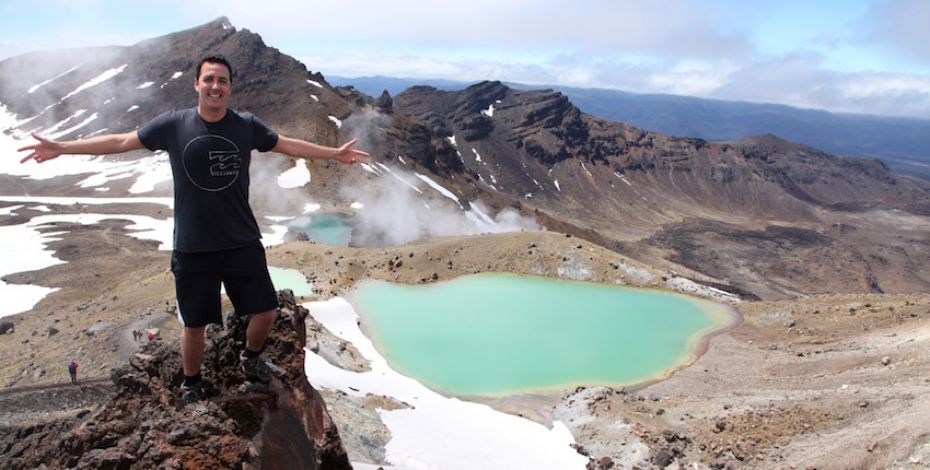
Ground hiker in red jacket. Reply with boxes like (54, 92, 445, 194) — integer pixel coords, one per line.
(68, 360, 78, 385)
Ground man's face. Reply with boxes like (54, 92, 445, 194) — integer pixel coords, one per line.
(194, 62, 232, 112)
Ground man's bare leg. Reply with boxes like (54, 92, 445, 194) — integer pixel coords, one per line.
(181, 325, 206, 376)
(241, 309, 275, 382)
(245, 309, 275, 353)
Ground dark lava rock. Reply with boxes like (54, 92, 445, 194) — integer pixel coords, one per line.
(0, 289, 350, 470)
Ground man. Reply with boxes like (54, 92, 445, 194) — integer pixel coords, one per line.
(19, 56, 369, 402)
(68, 360, 78, 385)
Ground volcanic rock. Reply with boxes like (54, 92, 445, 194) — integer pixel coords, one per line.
(0, 289, 350, 470)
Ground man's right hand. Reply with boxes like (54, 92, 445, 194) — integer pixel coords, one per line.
(18, 132, 64, 164)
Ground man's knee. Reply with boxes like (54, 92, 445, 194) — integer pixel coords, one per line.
(182, 325, 206, 341)
(251, 310, 275, 322)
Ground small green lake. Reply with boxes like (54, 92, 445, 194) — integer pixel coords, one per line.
(286, 212, 354, 246)
(350, 273, 738, 396)
(268, 266, 312, 296)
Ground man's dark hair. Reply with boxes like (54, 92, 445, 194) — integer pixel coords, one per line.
(197, 56, 234, 83)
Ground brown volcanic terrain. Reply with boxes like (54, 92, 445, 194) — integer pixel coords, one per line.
(2, 16, 930, 469)
(388, 82, 930, 300)
(1, 226, 929, 469)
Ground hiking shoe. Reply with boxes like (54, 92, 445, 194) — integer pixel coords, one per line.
(240, 353, 272, 384)
(181, 383, 204, 403)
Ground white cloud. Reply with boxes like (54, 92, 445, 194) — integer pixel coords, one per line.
(868, 0, 930, 63)
(2, 1, 929, 118)
(222, 0, 750, 61)
(304, 47, 930, 118)
(711, 54, 930, 117)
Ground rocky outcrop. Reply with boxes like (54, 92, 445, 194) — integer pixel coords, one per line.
(0, 290, 350, 470)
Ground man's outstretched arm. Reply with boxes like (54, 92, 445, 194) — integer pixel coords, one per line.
(18, 131, 145, 164)
(271, 136, 370, 165)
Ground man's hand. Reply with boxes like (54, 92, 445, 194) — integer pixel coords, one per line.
(18, 132, 63, 164)
(333, 138, 370, 165)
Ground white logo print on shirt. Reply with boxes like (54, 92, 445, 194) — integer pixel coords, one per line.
(182, 135, 241, 191)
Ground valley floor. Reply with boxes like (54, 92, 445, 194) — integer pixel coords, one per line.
(1, 226, 929, 469)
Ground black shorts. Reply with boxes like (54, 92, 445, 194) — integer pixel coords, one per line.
(171, 241, 279, 328)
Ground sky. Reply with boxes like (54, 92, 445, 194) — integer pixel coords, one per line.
(1, 0, 929, 118)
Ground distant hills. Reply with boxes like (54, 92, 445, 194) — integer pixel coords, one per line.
(328, 76, 930, 180)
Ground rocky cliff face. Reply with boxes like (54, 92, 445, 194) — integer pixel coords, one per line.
(0, 290, 350, 470)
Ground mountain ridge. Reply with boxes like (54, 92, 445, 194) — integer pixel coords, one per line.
(386, 80, 929, 298)
(329, 75, 930, 179)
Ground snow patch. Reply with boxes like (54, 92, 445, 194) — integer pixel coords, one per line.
(0, 209, 175, 317)
(390, 172, 423, 194)
(61, 64, 127, 101)
(277, 159, 311, 189)
(28, 66, 78, 94)
(614, 172, 632, 186)
(127, 105, 139, 112)
(136, 81, 155, 89)
(43, 109, 87, 136)
(666, 276, 741, 304)
(307, 79, 324, 88)
(359, 162, 380, 175)
(0, 205, 24, 216)
(74, 151, 170, 194)
(329, 115, 342, 129)
(481, 104, 495, 117)
(415, 173, 462, 208)
(50, 112, 98, 139)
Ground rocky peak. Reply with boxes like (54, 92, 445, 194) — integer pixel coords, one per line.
(454, 80, 509, 115)
(0, 17, 348, 142)
(376, 90, 394, 114)
(0, 290, 351, 470)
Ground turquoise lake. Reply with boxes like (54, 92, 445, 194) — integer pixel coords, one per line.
(350, 273, 738, 396)
(287, 213, 354, 246)
(268, 266, 312, 296)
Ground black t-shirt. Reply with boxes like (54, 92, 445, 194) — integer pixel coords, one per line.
(138, 108, 279, 252)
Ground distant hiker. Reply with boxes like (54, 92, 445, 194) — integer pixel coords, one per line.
(146, 330, 155, 342)
(19, 55, 369, 403)
(68, 360, 78, 385)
